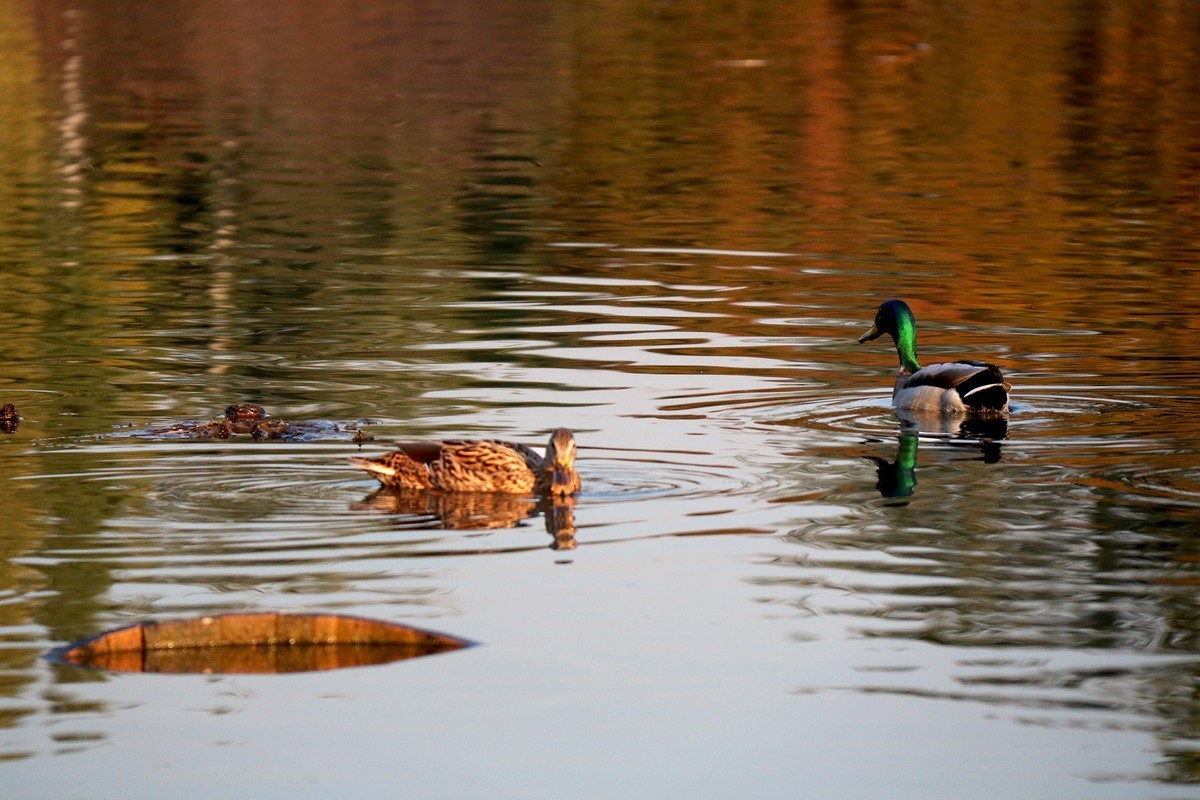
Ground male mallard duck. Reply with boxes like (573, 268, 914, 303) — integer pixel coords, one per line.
(349, 428, 581, 496)
(858, 299, 1011, 414)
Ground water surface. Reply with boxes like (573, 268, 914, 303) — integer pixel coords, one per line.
(2, 1, 1200, 797)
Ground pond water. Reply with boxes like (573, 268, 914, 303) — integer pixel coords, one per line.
(3, 0, 1200, 797)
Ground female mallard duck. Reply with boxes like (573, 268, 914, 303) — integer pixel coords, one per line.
(858, 299, 1011, 414)
(349, 428, 581, 496)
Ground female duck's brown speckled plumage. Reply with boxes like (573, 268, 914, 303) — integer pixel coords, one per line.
(349, 428, 581, 496)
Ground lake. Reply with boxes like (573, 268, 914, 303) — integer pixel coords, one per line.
(2, 1, 1200, 797)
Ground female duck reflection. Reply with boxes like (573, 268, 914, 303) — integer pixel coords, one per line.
(857, 300, 1009, 499)
(353, 491, 579, 550)
(349, 429, 580, 549)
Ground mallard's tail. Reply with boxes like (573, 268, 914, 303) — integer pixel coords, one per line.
(349, 452, 433, 490)
(958, 363, 1010, 412)
(348, 455, 386, 476)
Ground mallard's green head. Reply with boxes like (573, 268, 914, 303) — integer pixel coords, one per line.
(858, 299, 921, 373)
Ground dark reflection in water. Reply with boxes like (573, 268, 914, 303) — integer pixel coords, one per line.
(457, 121, 546, 263)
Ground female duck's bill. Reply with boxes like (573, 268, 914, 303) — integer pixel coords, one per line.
(858, 299, 1011, 415)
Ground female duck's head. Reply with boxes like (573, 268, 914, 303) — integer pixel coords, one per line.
(544, 428, 581, 496)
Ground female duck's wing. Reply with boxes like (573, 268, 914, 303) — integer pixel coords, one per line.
(429, 440, 538, 493)
(392, 440, 449, 463)
(492, 440, 545, 471)
(395, 439, 542, 468)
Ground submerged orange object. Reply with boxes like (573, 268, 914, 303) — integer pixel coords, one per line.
(47, 612, 473, 674)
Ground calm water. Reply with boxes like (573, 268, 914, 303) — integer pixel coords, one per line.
(3, 0, 1200, 797)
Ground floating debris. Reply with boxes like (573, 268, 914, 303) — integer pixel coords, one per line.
(121, 404, 377, 443)
(47, 612, 472, 674)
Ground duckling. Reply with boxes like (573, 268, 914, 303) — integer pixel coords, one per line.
(858, 299, 1010, 414)
(349, 428, 580, 496)
(223, 403, 268, 433)
(0, 403, 18, 434)
(250, 418, 291, 440)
